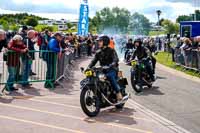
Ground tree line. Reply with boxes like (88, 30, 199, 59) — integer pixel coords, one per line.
(0, 13, 46, 31)
(90, 8, 200, 35)
(176, 10, 200, 23)
(1, 9, 200, 35)
(89, 7, 151, 35)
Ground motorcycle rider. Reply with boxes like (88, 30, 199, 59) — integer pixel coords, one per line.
(132, 39, 155, 81)
(143, 39, 157, 74)
(124, 39, 134, 61)
(88, 35, 124, 101)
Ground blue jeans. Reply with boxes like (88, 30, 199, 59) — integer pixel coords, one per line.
(6, 67, 17, 89)
(143, 59, 154, 80)
(21, 59, 31, 85)
(106, 69, 121, 93)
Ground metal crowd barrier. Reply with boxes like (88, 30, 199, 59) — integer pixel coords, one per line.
(55, 52, 75, 87)
(80, 42, 88, 56)
(0, 50, 75, 91)
(174, 48, 200, 72)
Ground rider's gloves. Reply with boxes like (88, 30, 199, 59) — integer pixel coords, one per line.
(109, 62, 117, 68)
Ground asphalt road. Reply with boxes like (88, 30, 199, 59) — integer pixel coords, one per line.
(120, 62, 200, 133)
(0, 57, 199, 133)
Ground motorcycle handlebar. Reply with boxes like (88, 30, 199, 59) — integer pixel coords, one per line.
(102, 66, 110, 70)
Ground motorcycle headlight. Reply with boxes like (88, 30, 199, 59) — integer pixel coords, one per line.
(84, 70, 93, 77)
(131, 60, 137, 67)
(98, 74, 106, 81)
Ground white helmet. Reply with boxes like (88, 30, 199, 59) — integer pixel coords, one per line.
(13, 35, 23, 41)
(0, 29, 5, 35)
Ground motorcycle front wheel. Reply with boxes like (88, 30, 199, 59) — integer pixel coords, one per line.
(80, 86, 100, 117)
(131, 74, 143, 93)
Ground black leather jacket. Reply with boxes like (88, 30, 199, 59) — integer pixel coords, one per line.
(133, 46, 151, 60)
(88, 47, 119, 70)
(126, 43, 134, 49)
(0, 39, 7, 52)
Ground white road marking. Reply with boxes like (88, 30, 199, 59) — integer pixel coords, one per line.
(0, 115, 85, 133)
(128, 99, 191, 133)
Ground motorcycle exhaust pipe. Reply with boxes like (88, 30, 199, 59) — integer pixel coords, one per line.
(101, 93, 129, 106)
(142, 77, 152, 86)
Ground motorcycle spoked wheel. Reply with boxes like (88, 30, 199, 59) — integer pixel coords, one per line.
(80, 86, 100, 117)
(131, 74, 143, 93)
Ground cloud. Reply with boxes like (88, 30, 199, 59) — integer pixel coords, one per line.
(141, 5, 174, 21)
(0, 0, 79, 14)
(0, 0, 197, 22)
(166, 0, 200, 6)
(0, 8, 78, 21)
(142, 5, 174, 15)
(138, 0, 194, 22)
(166, 0, 191, 2)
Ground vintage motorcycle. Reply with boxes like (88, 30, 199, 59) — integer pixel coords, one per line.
(80, 66, 129, 117)
(130, 58, 154, 93)
(124, 49, 135, 63)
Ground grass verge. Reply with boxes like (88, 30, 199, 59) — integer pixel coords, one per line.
(155, 52, 200, 78)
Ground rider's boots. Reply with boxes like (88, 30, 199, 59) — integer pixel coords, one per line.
(116, 92, 123, 101)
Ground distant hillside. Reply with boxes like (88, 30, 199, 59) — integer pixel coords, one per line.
(0, 13, 48, 25)
(0, 13, 48, 30)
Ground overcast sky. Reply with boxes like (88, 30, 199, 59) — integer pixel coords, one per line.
(0, 0, 199, 22)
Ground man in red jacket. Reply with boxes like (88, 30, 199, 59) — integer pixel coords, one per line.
(3, 35, 28, 93)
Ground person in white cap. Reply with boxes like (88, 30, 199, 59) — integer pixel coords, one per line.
(2, 35, 28, 94)
(21, 30, 37, 80)
(18, 30, 35, 87)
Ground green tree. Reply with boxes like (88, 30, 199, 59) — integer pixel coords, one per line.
(10, 24, 19, 31)
(91, 7, 130, 34)
(41, 26, 53, 32)
(35, 25, 54, 32)
(0, 19, 9, 30)
(195, 10, 200, 20)
(67, 23, 73, 29)
(174, 23, 179, 35)
(26, 17, 38, 27)
(89, 14, 101, 33)
(129, 12, 151, 35)
(0, 13, 47, 27)
(161, 19, 179, 34)
(159, 18, 165, 26)
(176, 15, 192, 23)
(89, 18, 97, 34)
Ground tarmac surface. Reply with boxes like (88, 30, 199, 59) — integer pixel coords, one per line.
(0, 57, 196, 133)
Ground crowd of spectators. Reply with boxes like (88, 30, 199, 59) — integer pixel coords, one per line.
(3, 26, 199, 95)
(174, 36, 200, 69)
(0, 26, 98, 94)
(141, 35, 200, 70)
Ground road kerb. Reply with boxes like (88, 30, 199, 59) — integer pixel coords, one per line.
(157, 63, 200, 83)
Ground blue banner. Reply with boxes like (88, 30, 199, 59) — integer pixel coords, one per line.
(78, 0, 89, 36)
